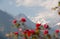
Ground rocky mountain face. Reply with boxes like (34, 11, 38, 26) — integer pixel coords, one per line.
(0, 10, 14, 39)
(0, 10, 35, 39)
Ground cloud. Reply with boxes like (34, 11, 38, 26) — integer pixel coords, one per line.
(16, 0, 42, 7)
(16, 0, 58, 9)
(30, 11, 55, 22)
(15, 0, 60, 27)
(41, 0, 58, 9)
(56, 22, 60, 26)
(29, 10, 60, 27)
(9, 1, 13, 5)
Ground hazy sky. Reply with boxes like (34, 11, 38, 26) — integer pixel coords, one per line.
(0, 0, 46, 17)
(0, 0, 60, 24)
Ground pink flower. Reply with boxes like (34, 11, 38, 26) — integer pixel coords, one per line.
(36, 23, 41, 27)
(21, 17, 26, 22)
(55, 29, 59, 33)
(12, 19, 17, 24)
(30, 30, 35, 34)
(14, 32, 18, 35)
(23, 29, 29, 34)
(19, 28, 22, 31)
(44, 30, 48, 35)
(27, 30, 31, 37)
(44, 24, 49, 29)
(23, 31, 27, 34)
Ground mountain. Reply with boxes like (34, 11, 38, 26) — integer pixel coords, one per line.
(15, 14, 35, 30)
(52, 25, 60, 30)
(0, 11, 59, 39)
(0, 10, 14, 39)
(0, 11, 35, 39)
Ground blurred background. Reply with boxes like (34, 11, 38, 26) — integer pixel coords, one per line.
(0, 0, 60, 39)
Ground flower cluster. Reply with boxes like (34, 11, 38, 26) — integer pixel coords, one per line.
(6, 17, 60, 39)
